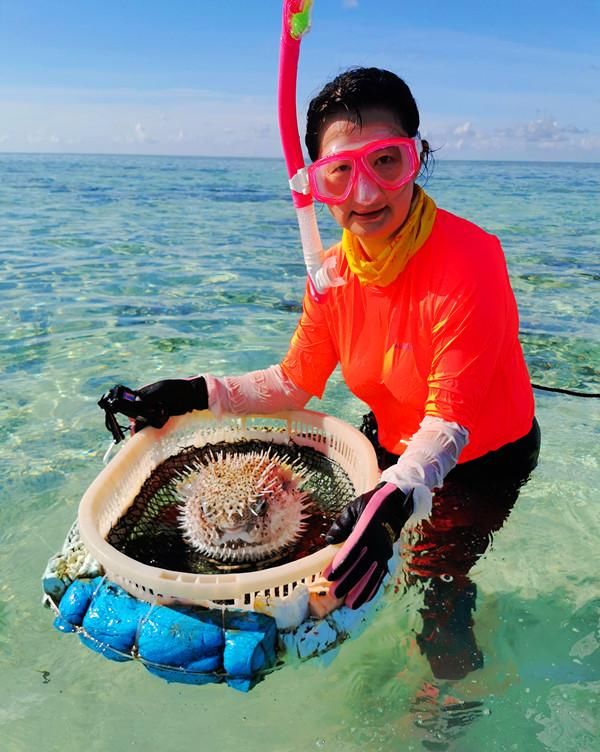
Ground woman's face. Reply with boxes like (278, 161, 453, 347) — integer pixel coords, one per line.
(317, 108, 416, 245)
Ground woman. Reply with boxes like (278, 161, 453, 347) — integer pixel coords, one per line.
(122, 69, 540, 645)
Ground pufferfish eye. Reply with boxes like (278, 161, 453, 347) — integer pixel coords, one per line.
(250, 497, 268, 517)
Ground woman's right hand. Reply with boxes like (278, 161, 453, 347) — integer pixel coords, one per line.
(131, 377, 208, 431)
(137, 377, 207, 416)
(99, 377, 208, 434)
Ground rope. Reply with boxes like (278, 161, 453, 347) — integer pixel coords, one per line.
(531, 382, 600, 399)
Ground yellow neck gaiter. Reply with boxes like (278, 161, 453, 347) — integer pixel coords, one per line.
(342, 186, 437, 287)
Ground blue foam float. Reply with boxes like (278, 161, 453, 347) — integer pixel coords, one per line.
(53, 579, 279, 690)
(51, 574, 384, 691)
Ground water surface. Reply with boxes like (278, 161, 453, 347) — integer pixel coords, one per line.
(1, 154, 598, 752)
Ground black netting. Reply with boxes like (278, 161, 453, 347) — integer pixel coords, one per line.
(107, 439, 356, 574)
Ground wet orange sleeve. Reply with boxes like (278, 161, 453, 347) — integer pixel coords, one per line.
(425, 237, 512, 432)
(280, 285, 339, 398)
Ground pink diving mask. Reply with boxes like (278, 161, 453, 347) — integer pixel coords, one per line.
(290, 135, 422, 205)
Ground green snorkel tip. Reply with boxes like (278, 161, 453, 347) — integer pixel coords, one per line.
(290, 0, 313, 39)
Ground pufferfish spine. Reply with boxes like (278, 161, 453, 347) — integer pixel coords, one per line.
(174, 449, 312, 563)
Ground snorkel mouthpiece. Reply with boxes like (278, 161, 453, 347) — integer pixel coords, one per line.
(278, 0, 345, 300)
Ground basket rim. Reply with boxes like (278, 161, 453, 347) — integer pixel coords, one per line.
(78, 408, 380, 603)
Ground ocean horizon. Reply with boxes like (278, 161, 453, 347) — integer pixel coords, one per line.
(2, 149, 599, 165)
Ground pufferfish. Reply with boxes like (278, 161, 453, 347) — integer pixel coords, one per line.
(175, 449, 312, 565)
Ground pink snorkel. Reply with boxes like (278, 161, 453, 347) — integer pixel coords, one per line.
(278, 0, 345, 302)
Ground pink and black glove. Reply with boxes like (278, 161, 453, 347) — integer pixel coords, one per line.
(323, 482, 414, 609)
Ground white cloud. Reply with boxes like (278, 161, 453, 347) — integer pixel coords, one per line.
(1, 84, 598, 161)
(0, 86, 279, 156)
(134, 122, 147, 143)
(453, 121, 474, 136)
(342, 0, 359, 7)
(423, 115, 599, 160)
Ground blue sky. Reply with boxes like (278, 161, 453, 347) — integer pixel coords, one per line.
(1, 0, 599, 161)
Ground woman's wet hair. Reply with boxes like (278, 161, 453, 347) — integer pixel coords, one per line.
(305, 67, 433, 177)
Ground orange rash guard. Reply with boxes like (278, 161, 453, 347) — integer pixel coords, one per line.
(281, 209, 535, 463)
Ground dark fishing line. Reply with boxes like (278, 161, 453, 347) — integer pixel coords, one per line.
(531, 382, 600, 399)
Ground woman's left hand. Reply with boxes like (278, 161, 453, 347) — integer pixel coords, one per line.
(323, 482, 414, 609)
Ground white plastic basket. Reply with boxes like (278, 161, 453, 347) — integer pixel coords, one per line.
(78, 409, 379, 610)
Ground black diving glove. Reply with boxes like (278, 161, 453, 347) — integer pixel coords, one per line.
(135, 378, 208, 420)
(99, 377, 208, 438)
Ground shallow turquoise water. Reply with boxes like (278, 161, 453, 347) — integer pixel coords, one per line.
(1, 154, 598, 751)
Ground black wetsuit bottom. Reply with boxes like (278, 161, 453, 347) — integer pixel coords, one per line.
(359, 414, 541, 681)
